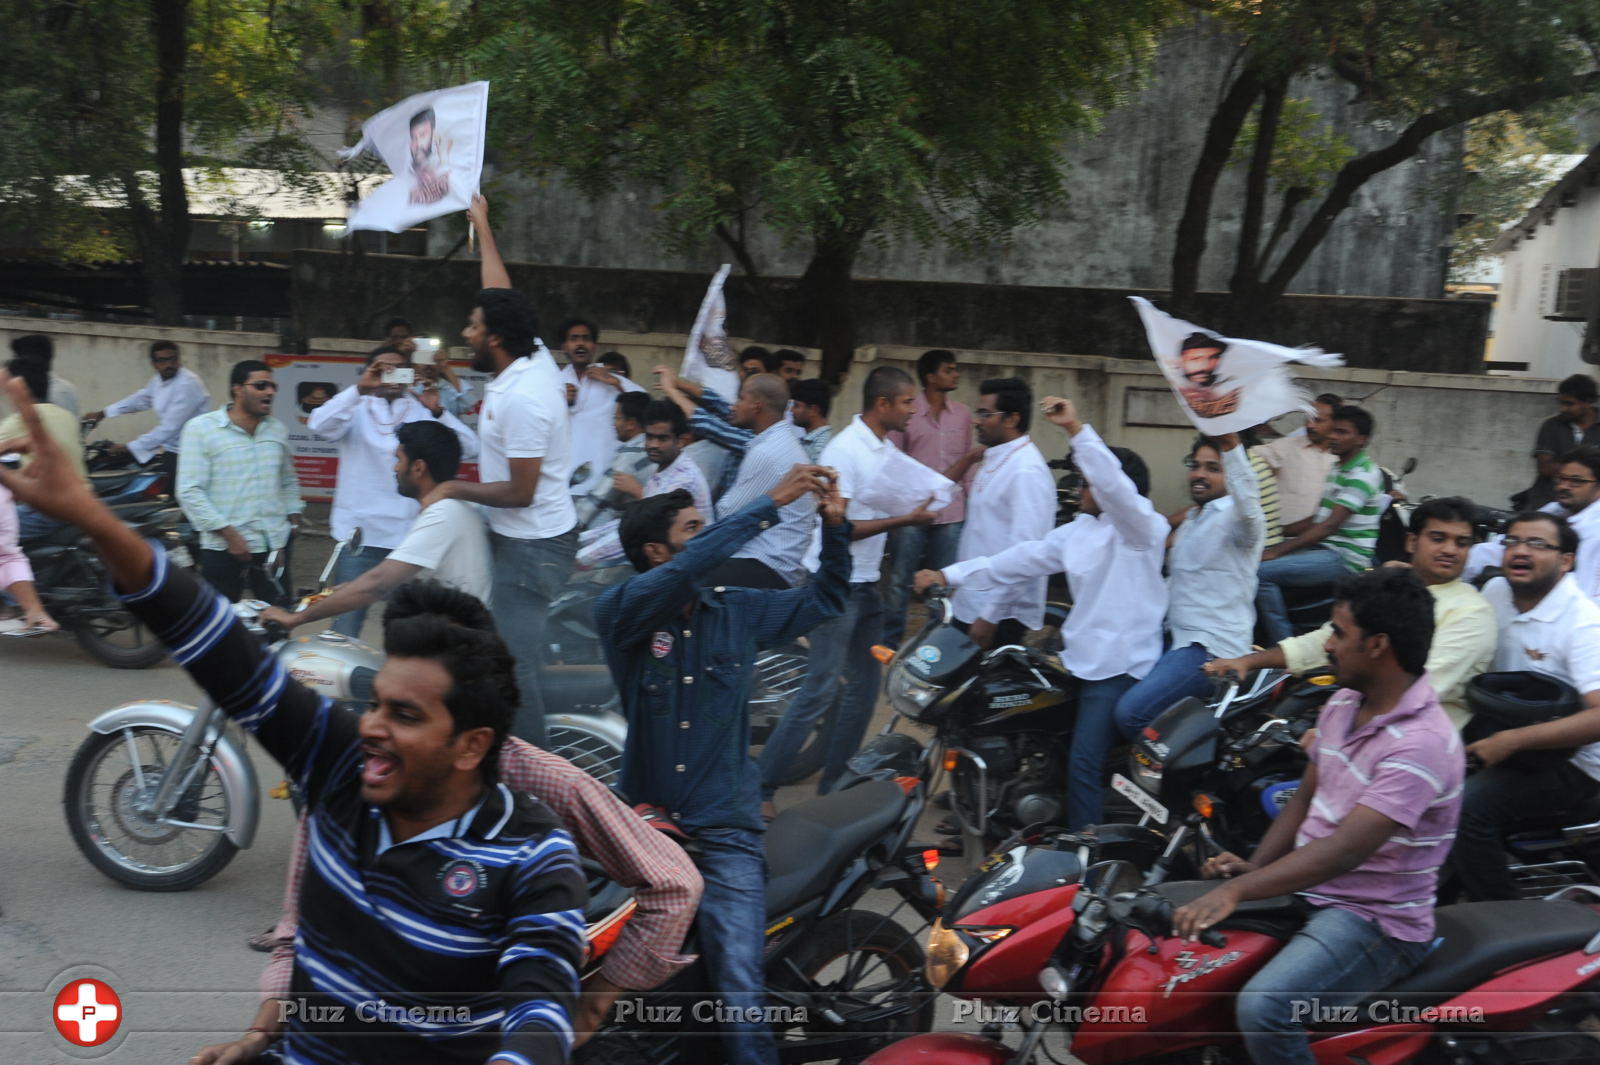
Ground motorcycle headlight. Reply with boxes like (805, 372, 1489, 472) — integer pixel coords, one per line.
(887, 663, 944, 722)
(925, 919, 969, 989)
(1129, 747, 1163, 794)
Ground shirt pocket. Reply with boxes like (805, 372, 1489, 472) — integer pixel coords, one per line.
(642, 662, 677, 717)
(701, 653, 746, 725)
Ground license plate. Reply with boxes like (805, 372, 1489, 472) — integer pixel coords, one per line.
(167, 545, 194, 569)
(1111, 773, 1168, 825)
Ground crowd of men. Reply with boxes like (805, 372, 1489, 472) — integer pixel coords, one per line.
(7, 193, 1600, 1064)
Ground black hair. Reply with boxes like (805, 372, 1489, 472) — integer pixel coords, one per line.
(1111, 446, 1151, 497)
(1558, 444, 1600, 482)
(382, 317, 414, 336)
(642, 398, 688, 436)
(149, 340, 179, 359)
(1331, 404, 1374, 439)
(620, 489, 696, 572)
(1333, 567, 1435, 676)
(740, 346, 777, 372)
(862, 365, 914, 413)
(915, 348, 957, 385)
(409, 107, 435, 130)
(615, 391, 650, 426)
(1187, 435, 1222, 461)
(979, 376, 1032, 433)
(230, 359, 271, 389)
(1409, 496, 1479, 538)
(1179, 331, 1227, 355)
(599, 351, 631, 377)
(1314, 392, 1343, 409)
(789, 378, 831, 418)
(773, 348, 806, 368)
(1559, 373, 1599, 404)
(476, 288, 538, 358)
(296, 381, 335, 404)
(557, 317, 600, 344)
(396, 420, 462, 484)
(5, 356, 48, 401)
(1507, 510, 1579, 555)
(366, 342, 408, 366)
(383, 581, 517, 770)
(10, 334, 52, 367)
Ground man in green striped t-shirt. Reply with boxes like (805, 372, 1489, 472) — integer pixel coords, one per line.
(1255, 406, 1381, 642)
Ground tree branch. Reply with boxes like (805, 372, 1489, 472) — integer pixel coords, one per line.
(1230, 77, 1286, 295)
(1170, 64, 1263, 308)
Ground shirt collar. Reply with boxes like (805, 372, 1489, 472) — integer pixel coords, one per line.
(1522, 575, 1584, 623)
(981, 434, 1031, 466)
(372, 784, 501, 855)
(1342, 673, 1439, 740)
(849, 414, 892, 451)
(1337, 449, 1370, 472)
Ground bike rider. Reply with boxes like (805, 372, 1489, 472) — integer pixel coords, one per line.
(1175, 568, 1461, 1065)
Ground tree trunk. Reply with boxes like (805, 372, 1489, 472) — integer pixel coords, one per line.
(147, 0, 189, 324)
(796, 226, 864, 385)
(1228, 78, 1287, 301)
(1168, 66, 1262, 314)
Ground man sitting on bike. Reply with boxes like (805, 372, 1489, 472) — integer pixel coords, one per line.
(0, 373, 588, 1065)
(1174, 568, 1462, 1065)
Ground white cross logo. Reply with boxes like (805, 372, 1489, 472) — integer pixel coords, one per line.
(55, 980, 120, 1045)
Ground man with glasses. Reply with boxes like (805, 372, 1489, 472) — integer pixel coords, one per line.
(83, 341, 210, 488)
(1447, 511, 1600, 900)
(1519, 373, 1600, 510)
(176, 359, 303, 601)
(1550, 447, 1600, 603)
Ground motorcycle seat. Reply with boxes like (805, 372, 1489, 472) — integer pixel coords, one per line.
(765, 780, 909, 917)
(21, 522, 83, 548)
(90, 470, 139, 494)
(1154, 880, 1308, 938)
(1505, 793, 1600, 833)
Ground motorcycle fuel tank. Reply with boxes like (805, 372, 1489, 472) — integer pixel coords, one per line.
(277, 632, 384, 703)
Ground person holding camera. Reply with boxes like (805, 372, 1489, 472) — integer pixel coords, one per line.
(307, 345, 478, 636)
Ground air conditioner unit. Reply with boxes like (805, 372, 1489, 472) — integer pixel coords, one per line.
(1549, 268, 1596, 321)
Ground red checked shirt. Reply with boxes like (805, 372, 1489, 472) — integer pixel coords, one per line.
(261, 738, 703, 997)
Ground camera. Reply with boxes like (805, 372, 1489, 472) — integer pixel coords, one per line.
(381, 367, 416, 386)
(412, 337, 441, 357)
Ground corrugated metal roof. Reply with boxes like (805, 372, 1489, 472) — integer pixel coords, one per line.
(56, 168, 387, 220)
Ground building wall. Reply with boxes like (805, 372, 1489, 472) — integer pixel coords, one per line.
(1493, 192, 1600, 380)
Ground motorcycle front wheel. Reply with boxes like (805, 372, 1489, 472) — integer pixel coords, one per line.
(546, 718, 625, 792)
(63, 726, 239, 891)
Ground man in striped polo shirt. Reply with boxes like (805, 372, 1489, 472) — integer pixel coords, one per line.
(1254, 405, 1382, 643)
(1174, 568, 1461, 1065)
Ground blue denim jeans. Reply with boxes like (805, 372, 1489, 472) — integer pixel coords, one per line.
(758, 582, 883, 798)
(1255, 546, 1350, 644)
(1066, 674, 1137, 829)
(490, 528, 578, 747)
(691, 826, 779, 1065)
(1237, 905, 1431, 1065)
(1112, 643, 1211, 737)
(329, 545, 391, 638)
(882, 521, 964, 648)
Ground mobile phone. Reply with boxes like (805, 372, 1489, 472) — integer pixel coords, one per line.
(381, 367, 416, 386)
(412, 338, 441, 357)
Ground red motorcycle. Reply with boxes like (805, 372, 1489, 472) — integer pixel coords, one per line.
(867, 845, 1600, 1065)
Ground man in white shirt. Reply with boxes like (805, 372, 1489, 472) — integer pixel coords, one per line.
(759, 367, 936, 806)
(1447, 510, 1600, 900)
(928, 376, 1055, 649)
(574, 391, 655, 532)
(307, 346, 479, 637)
(260, 421, 491, 633)
(84, 340, 211, 487)
(556, 317, 645, 498)
(1112, 433, 1266, 734)
(1251, 393, 1337, 527)
(424, 286, 576, 746)
(1463, 447, 1600, 588)
(919, 398, 1168, 828)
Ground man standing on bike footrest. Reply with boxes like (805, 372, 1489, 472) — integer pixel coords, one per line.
(1174, 568, 1461, 1065)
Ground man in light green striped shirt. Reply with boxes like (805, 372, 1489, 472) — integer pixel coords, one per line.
(1255, 405, 1381, 642)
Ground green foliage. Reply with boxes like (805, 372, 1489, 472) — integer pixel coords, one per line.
(1236, 96, 1354, 194)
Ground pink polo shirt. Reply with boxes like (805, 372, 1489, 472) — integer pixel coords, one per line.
(1296, 674, 1463, 942)
(888, 392, 972, 524)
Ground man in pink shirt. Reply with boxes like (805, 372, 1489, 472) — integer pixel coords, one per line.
(884, 349, 973, 647)
(1174, 568, 1461, 1065)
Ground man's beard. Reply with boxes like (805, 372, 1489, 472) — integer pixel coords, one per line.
(470, 346, 495, 373)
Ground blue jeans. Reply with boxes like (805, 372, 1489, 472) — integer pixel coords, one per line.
(691, 826, 778, 1065)
(759, 582, 883, 798)
(1238, 905, 1430, 1065)
(1113, 643, 1211, 737)
(491, 529, 578, 747)
(15, 503, 61, 543)
(882, 521, 964, 648)
(329, 545, 390, 638)
(1066, 674, 1137, 829)
(1255, 546, 1350, 644)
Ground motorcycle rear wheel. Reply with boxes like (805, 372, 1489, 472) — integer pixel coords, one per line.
(750, 644, 827, 786)
(546, 719, 625, 792)
(63, 726, 238, 891)
(71, 609, 168, 669)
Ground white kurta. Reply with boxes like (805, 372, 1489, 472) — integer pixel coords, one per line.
(948, 434, 1056, 628)
(559, 365, 645, 497)
(101, 368, 212, 463)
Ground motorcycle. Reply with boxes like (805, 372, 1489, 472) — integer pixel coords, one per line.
(866, 854, 1600, 1065)
(579, 776, 943, 1065)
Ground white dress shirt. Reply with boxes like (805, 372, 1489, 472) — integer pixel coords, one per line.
(820, 416, 897, 584)
(307, 385, 479, 550)
(1482, 574, 1600, 781)
(559, 364, 645, 497)
(101, 367, 212, 463)
(478, 349, 576, 540)
(1166, 444, 1266, 659)
(949, 434, 1056, 627)
(943, 425, 1168, 681)
(1568, 501, 1600, 605)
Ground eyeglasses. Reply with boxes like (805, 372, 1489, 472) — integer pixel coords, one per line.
(972, 409, 1005, 420)
(1502, 536, 1561, 552)
(245, 381, 278, 392)
(1555, 475, 1597, 487)
(151, 354, 179, 364)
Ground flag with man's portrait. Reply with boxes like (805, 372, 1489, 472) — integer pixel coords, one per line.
(682, 264, 740, 400)
(1130, 296, 1345, 435)
(339, 81, 489, 233)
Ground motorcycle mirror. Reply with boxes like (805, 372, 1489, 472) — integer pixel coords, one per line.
(1080, 859, 1141, 900)
(1402, 456, 1417, 476)
(347, 526, 363, 553)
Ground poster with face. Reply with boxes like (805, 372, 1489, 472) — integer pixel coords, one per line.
(340, 81, 489, 234)
(682, 264, 741, 400)
(1129, 296, 1344, 435)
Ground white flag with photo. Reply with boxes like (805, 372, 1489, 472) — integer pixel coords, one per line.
(682, 264, 740, 399)
(339, 81, 489, 234)
(1130, 296, 1344, 435)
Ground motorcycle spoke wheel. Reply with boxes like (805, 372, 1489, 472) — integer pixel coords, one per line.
(546, 724, 624, 792)
(63, 727, 238, 891)
(70, 607, 168, 669)
(750, 647, 827, 785)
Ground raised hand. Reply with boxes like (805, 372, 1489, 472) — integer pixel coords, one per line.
(768, 464, 828, 508)
(1040, 396, 1081, 433)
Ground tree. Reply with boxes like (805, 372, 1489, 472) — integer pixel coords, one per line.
(451, 0, 1172, 381)
(1446, 113, 1581, 283)
(1169, 0, 1600, 326)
